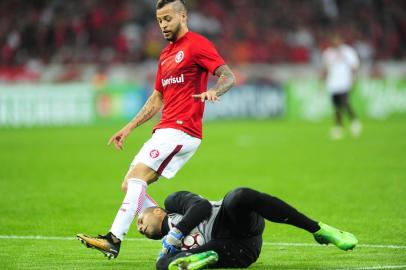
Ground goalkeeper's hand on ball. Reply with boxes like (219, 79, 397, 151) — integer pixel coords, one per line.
(159, 227, 184, 258)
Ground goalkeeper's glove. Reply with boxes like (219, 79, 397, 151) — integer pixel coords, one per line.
(159, 227, 184, 257)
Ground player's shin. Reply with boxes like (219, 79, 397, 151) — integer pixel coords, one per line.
(110, 178, 149, 240)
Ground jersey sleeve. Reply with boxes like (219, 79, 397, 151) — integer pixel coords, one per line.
(164, 191, 212, 235)
(193, 38, 226, 75)
(154, 60, 163, 92)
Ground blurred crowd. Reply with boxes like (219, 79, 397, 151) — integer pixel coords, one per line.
(0, 0, 405, 69)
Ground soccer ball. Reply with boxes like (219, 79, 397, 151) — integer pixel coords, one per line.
(181, 232, 205, 250)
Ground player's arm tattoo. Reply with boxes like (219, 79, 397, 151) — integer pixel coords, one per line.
(129, 90, 163, 129)
(212, 65, 236, 96)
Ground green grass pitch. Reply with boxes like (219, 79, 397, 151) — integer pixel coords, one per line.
(1, 118, 405, 269)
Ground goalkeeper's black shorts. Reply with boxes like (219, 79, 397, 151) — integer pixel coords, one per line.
(187, 188, 265, 268)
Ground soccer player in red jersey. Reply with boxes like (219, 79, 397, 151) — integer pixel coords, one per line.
(77, 0, 236, 259)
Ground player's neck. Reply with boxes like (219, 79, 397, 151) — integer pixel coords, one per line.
(174, 27, 189, 42)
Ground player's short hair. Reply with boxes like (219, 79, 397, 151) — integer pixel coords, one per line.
(141, 206, 166, 215)
(156, 0, 186, 10)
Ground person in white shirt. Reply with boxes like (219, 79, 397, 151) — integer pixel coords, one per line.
(321, 34, 362, 139)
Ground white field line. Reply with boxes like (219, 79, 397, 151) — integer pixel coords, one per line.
(262, 242, 406, 250)
(334, 266, 406, 270)
(1, 235, 405, 270)
(1, 235, 406, 250)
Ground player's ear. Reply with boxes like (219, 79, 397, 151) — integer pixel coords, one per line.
(180, 11, 187, 23)
(153, 207, 165, 217)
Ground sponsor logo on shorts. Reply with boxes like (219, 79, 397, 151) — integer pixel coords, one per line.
(150, 149, 160, 158)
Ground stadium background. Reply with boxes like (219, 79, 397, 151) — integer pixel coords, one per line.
(0, 0, 405, 269)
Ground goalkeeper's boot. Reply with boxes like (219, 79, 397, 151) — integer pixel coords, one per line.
(313, 222, 358, 251)
(76, 232, 121, 259)
(168, 251, 218, 270)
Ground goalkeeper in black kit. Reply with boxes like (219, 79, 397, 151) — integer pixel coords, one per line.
(137, 188, 358, 270)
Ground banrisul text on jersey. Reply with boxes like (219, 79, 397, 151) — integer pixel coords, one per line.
(161, 74, 185, 87)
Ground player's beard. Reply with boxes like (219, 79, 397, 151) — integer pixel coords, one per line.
(148, 230, 164, 240)
(165, 23, 181, 42)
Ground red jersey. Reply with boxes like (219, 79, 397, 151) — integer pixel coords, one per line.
(153, 31, 225, 139)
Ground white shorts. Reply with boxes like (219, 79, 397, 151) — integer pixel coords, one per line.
(130, 128, 201, 179)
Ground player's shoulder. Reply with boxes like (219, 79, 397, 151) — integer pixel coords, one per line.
(322, 47, 335, 60)
(337, 44, 351, 52)
(187, 31, 213, 46)
(323, 47, 335, 55)
(187, 31, 209, 40)
(340, 44, 358, 58)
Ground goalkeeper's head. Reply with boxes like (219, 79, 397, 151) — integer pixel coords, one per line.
(137, 207, 167, 240)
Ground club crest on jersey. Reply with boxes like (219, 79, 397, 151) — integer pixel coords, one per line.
(175, 50, 184, 63)
(162, 74, 184, 87)
(150, 149, 159, 158)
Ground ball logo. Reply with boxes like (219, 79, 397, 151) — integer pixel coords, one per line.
(181, 232, 205, 250)
(175, 50, 184, 63)
(150, 149, 160, 158)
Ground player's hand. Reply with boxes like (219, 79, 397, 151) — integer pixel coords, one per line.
(159, 228, 183, 256)
(192, 90, 220, 103)
(107, 127, 131, 150)
(159, 236, 179, 258)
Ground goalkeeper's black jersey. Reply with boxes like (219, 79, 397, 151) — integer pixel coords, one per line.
(162, 191, 222, 242)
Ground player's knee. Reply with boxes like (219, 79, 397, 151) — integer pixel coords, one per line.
(227, 187, 256, 207)
(127, 163, 159, 184)
(121, 181, 128, 193)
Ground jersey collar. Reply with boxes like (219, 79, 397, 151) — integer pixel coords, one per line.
(172, 31, 190, 44)
(161, 215, 170, 236)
